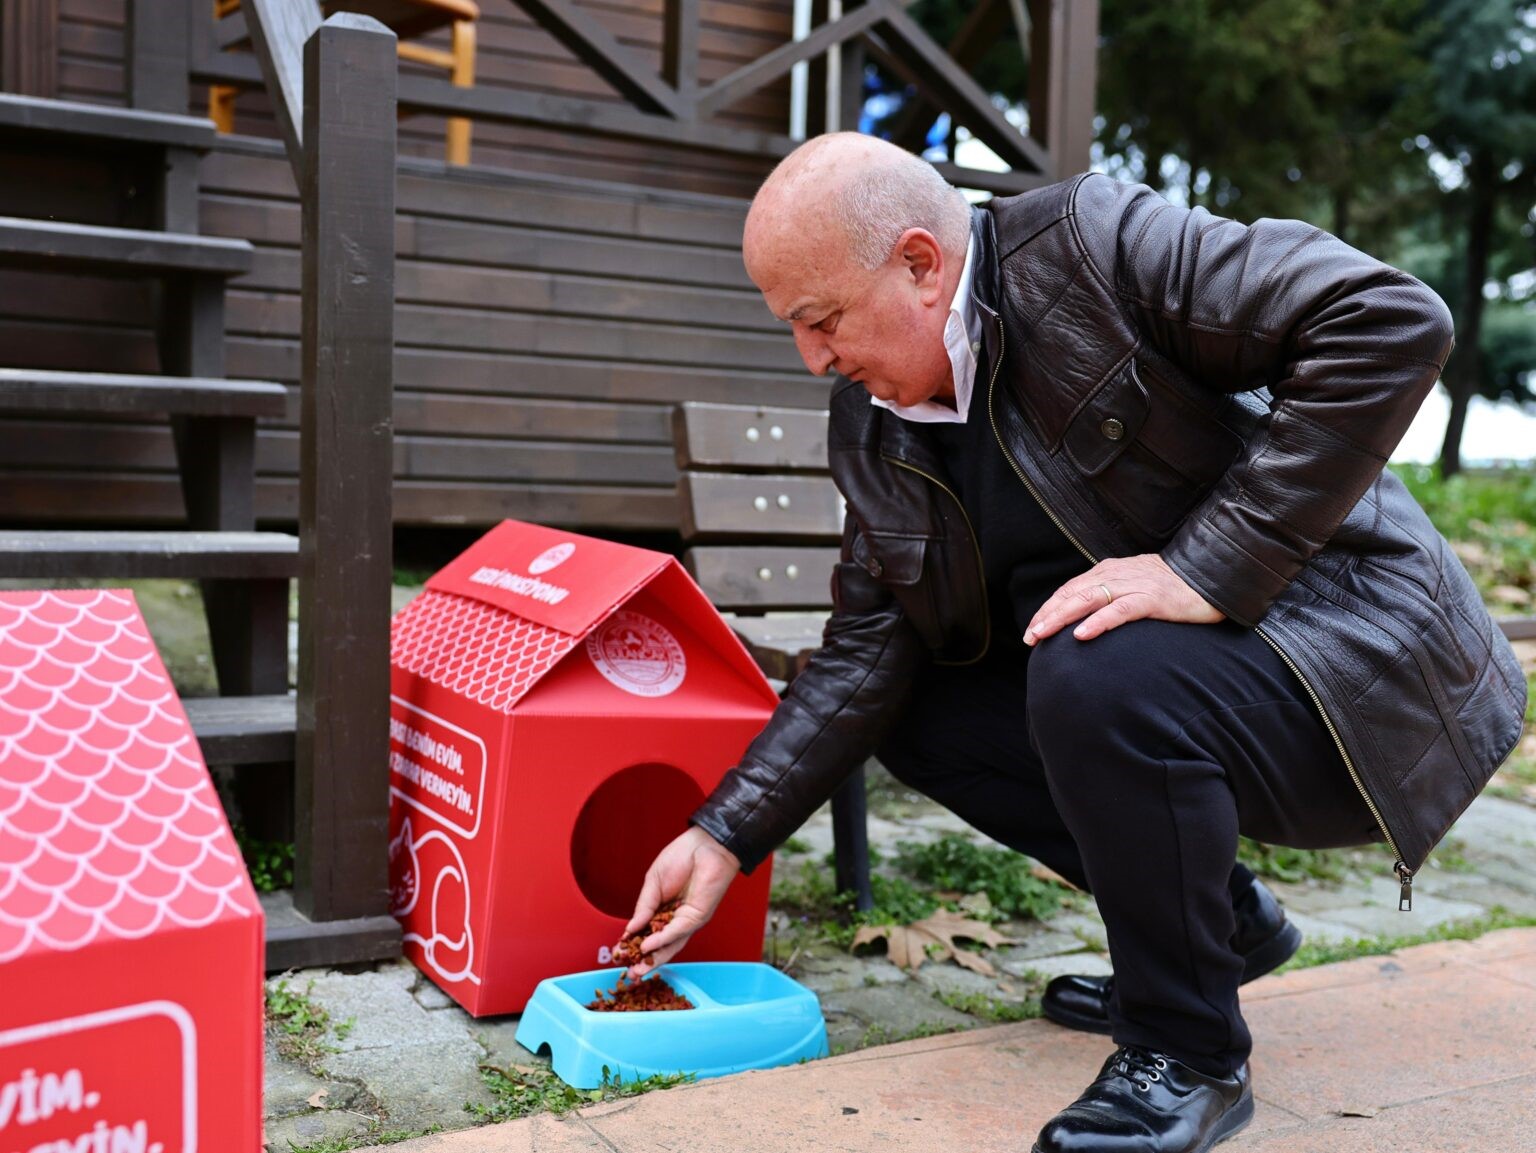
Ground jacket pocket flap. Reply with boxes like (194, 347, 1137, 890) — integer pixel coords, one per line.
(1063, 365, 1151, 477)
(851, 531, 927, 587)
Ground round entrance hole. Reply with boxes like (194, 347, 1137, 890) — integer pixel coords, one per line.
(570, 763, 706, 919)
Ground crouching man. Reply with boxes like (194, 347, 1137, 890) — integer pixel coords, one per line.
(623, 134, 1526, 1153)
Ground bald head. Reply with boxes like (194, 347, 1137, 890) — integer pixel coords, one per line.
(745, 133, 970, 275)
(739, 134, 973, 411)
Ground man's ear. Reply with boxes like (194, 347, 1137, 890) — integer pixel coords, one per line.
(895, 228, 946, 304)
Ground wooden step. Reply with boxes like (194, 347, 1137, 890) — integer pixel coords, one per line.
(0, 531, 299, 579)
(0, 93, 216, 152)
(184, 694, 295, 765)
(0, 368, 287, 418)
(0, 217, 253, 278)
(261, 890, 402, 972)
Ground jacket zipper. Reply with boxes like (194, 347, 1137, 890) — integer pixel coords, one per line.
(980, 314, 1415, 909)
(882, 456, 992, 665)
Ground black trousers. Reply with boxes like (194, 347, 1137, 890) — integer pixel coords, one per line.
(875, 619, 1380, 1075)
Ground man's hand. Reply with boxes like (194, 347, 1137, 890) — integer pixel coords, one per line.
(1024, 554, 1222, 646)
(621, 826, 741, 981)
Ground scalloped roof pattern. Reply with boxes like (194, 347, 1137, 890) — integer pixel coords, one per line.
(0, 589, 258, 963)
(391, 589, 578, 715)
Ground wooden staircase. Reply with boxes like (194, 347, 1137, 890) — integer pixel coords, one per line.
(0, 89, 397, 968)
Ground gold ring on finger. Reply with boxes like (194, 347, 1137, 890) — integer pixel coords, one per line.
(1099, 583, 1114, 606)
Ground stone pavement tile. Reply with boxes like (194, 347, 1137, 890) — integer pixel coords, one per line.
(1003, 950, 1114, 981)
(1280, 909, 1364, 945)
(1242, 936, 1536, 1120)
(327, 1038, 496, 1131)
(1308, 893, 1487, 938)
(302, 969, 478, 1054)
(265, 1107, 376, 1152)
(1229, 1074, 1536, 1152)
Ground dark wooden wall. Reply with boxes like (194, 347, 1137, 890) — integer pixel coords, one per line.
(0, 136, 822, 529)
(55, 0, 792, 197)
(0, 1, 825, 532)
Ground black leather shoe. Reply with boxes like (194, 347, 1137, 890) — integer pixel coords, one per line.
(1042, 877, 1302, 1035)
(1032, 1048, 1253, 1153)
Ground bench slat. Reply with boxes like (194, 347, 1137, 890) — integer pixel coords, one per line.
(0, 93, 216, 151)
(673, 401, 829, 471)
(684, 545, 839, 610)
(0, 531, 299, 579)
(679, 472, 844, 540)
(0, 217, 254, 278)
(0, 368, 287, 417)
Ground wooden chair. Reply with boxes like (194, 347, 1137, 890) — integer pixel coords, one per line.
(209, 0, 478, 165)
(674, 401, 875, 910)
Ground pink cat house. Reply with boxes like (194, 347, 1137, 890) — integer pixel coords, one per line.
(0, 589, 264, 1153)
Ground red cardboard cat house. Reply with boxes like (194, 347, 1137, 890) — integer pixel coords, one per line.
(388, 520, 781, 1015)
(0, 589, 264, 1153)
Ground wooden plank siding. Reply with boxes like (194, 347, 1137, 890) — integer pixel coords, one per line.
(0, 136, 820, 530)
(53, 0, 792, 197)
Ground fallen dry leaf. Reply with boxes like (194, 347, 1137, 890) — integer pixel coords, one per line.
(306, 1089, 328, 1110)
(851, 908, 1016, 975)
(1030, 863, 1082, 892)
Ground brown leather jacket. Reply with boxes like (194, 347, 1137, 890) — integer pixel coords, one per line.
(691, 174, 1527, 896)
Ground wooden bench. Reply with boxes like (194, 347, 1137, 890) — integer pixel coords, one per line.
(674, 400, 874, 910)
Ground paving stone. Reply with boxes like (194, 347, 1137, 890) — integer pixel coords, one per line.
(817, 982, 977, 1048)
(265, 1049, 368, 1120)
(913, 962, 1029, 1002)
(303, 970, 479, 1054)
(474, 1018, 542, 1070)
(265, 1107, 375, 1152)
(413, 977, 458, 1011)
(327, 1039, 496, 1131)
(1002, 951, 1113, 981)
(1309, 891, 1487, 938)
(1041, 910, 1108, 949)
(992, 927, 1091, 965)
(794, 952, 910, 994)
(1282, 910, 1364, 945)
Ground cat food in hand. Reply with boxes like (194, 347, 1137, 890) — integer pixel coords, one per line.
(611, 898, 681, 967)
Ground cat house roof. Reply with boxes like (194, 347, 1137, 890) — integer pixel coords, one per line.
(391, 519, 777, 715)
(0, 589, 259, 963)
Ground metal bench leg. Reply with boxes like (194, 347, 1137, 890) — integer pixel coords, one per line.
(831, 765, 874, 912)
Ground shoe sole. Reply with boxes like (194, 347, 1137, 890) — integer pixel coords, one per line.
(1041, 919, 1305, 1036)
(1030, 1086, 1255, 1153)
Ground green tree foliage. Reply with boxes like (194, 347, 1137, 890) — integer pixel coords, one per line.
(1417, 0, 1536, 472)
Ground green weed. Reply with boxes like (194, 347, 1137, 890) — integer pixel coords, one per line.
(234, 825, 295, 892)
(266, 979, 351, 1068)
(932, 988, 1043, 1023)
(468, 1063, 692, 1123)
(1279, 908, 1536, 972)
(892, 836, 1076, 923)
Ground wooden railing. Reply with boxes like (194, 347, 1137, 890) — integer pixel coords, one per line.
(130, 0, 400, 953)
(173, 0, 1100, 192)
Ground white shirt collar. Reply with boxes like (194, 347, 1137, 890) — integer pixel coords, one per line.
(870, 230, 982, 425)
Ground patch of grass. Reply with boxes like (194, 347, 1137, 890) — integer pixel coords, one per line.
(933, 988, 1042, 1023)
(234, 825, 295, 892)
(1487, 671, 1536, 807)
(1236, 838, 1356, 885)
(290, 1127, 442, 1153)
(780, 835, 812, 855)
(769, 855, 940, 948)
(1278, 907, 1536, 973)
(266, 979, 352, 1068)
(892, 836, 1076, 923)
(467, 1063, 692, 1123)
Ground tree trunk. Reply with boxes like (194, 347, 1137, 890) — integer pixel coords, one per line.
(1438, 150, 1497, 478)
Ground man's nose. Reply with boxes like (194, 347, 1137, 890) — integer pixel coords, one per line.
(792, 326, 836, 376)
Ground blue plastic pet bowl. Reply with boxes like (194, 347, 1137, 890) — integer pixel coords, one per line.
(515, 961, 829, 1088)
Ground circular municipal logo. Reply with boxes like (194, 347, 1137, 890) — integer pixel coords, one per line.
(528, 542, 576, 574)
(586, 611, 687, 698)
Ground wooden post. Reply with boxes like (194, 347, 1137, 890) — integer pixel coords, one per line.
(293, 13, 397, 924)
(662, 0, 699, 109)
(126, 0, 190, 112)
